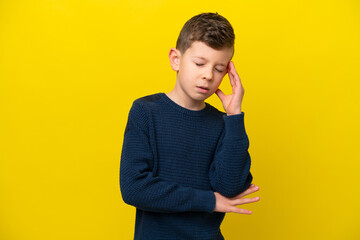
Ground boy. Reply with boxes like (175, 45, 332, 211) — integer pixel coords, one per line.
(120, 12, 260, 240)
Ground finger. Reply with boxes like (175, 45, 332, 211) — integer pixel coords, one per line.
(228, 71, 240, 88)
(229, 62, 242, 87)
(235, 185, 259, 198)
(230, 61, 240, 78)
(233, 185, 260, 199)
(232, 197, 260, 206)
(231, 206, 252, 215)
(215, 88, 226, 102)
(228, 62, 236, 87)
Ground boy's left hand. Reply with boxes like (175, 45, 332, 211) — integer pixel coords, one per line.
(215, 61, 244, 116)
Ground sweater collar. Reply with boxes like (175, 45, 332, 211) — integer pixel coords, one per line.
(159, 93, 212, 117)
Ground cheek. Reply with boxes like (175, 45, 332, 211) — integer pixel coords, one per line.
(213, 78, 223, 89)
(183, 64, 197, 76)
(217, 74, 226, 84)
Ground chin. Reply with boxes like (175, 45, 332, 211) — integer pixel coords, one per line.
(187, 89, 213, 102)
(193, 94, 211, 102)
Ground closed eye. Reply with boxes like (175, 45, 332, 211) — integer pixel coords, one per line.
(195, 63, 223, 73)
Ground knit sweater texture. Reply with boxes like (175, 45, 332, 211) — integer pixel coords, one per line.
(120, 93, 253, 240)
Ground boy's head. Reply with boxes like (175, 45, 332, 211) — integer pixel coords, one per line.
(168, 12, 236, 106)
(176, 12, 235, 57)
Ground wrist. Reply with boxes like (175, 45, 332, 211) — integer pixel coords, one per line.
(226, 111, 242, 116)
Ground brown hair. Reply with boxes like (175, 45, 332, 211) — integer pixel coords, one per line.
(176, 12, 235, 55)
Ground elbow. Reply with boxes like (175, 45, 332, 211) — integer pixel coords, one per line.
(121, 193, 134, 206)
(210, 181, 241, 198)
(120, 174, 138, 206)
(218, 188, 245, 199)
(211, 172, 253, 198)
(120, 162, 143, 207)
(231, 172, 253, 197)
(119, 181, 130, 205)
(120, 183, 130, 204)
(120, 182, 139, 206)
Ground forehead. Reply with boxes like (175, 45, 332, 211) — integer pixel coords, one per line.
(185, 41, 234, 64)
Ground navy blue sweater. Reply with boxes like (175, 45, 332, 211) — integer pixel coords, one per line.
(120, 93, 253, 240)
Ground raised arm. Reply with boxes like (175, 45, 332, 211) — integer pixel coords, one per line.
(120, 101, 215, 213)
(210, 61, 253, 198)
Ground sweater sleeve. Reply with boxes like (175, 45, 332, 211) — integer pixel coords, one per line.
(209, 112, 253, 198)
(120, 101, 216, 213)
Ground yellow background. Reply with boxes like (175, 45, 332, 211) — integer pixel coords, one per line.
(1, 0, 359, 239)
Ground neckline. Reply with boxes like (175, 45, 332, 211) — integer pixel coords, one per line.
(159, 93, 212, 117)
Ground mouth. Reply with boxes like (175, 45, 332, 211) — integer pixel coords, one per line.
(196, 86, 210, 94)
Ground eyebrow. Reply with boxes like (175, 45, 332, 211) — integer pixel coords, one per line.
(193, 56, 227, 66)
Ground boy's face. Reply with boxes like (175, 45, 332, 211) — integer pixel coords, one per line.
(172, 41, 234, 104)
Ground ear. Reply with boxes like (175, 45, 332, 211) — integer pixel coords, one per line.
(169, 47, 181, 71)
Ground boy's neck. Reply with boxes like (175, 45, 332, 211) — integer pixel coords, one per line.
(166, 89, 206, 111)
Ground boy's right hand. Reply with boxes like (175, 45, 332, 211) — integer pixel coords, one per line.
(213, 184, 260, 214)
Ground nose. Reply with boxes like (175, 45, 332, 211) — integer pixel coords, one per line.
(202, 67, 213, 81)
